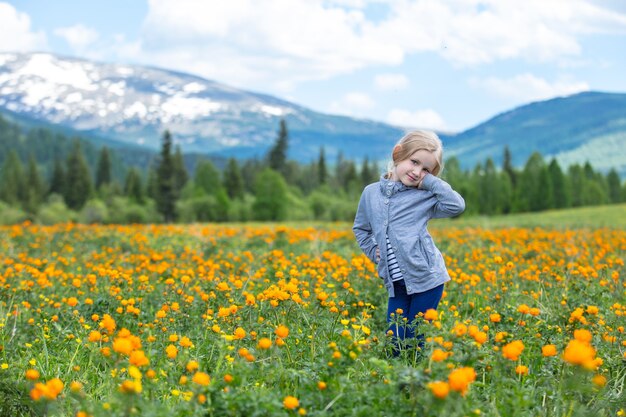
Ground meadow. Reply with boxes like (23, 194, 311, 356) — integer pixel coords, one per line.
(0, 212, 625, 416)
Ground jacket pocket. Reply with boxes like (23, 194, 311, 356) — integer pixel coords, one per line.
(419, 235, 435, 267)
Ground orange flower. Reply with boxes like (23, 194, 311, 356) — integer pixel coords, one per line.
(448, 367, 476, 395)
(502, 340, 524, 361)
(542, 344, 557, 357)
(573, 329, 592, 344)
(186, 360, 200, 373)
(283, 396, 299, 410)
(166, 345, 178, 359)
(424, 309, 438, 321)
(490, 313, 501, 323)
(88, 331, 102, 343)
(515, 365, 529, 375)
(233, 327, 246, 340)
(563, 339, 597, 369)
(129, 350, 150, 367)
(192, 372, 210, 386)
(427, 381, 450, 399)
(275, 325, 290, 338)
(25, 369, 40, 380)
(257, 337, 272, 350)
(179, 336, 193, 348)
(431, 348, 448, 362)
(112, 338, 134, 356)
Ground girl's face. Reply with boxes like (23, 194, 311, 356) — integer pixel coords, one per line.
(391, 149, 437, 187)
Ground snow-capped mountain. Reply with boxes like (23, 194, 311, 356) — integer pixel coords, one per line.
(0, 52, 403, 160)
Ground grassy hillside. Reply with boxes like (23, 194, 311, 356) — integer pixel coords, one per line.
(441, 92, 626, 176)
(433, 203, 626, 229)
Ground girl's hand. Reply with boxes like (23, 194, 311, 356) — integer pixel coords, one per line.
(375, 247, 380, 263)
(417, 172, 429, 189)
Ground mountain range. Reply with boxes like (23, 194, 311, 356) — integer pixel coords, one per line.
(1, 52, 625, 176)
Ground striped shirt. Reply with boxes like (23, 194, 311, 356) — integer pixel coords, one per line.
(386, 236, 403, 282)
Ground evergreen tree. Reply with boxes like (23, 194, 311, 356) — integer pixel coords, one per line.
(173, 145, 189, 198)
(223, 158, 245, 200)
(568, 164, 584, 207)
(0, 150, 25, 205)
(268, 119, 288, 176)
(606, 168, 622, 203)
(516, 152, 546, 212)
(156, 130, 177, 222)
(194, 160, 223, 196)
(48, 157, 66, 197)
(548, 159, 570, 209)
(537, 166, 554, 210)
(146, 167, 159, 201)
(241, 158, 264, 193)
(360, 157, 375, 187)
(24, 154, 44, 214)
(252, 168, 288, 221)
(64, 140, 93, 210)
(318, 147, 327, 185)
(502, 146, 517, 187)
(124, 167, 144, 204)
(95, 146, 112, 189)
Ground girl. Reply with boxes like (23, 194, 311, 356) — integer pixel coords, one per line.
(353, 130, 465, 356)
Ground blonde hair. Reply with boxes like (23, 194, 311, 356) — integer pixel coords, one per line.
(387, 130, 444, 177)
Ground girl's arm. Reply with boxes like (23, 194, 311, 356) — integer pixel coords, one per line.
(420, 174, 466, 218)
(352, 192, 379, 264)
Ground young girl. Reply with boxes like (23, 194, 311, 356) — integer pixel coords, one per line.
(353, 130, 465, 356)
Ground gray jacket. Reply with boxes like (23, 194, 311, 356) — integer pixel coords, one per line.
(353, 174, 465, 297)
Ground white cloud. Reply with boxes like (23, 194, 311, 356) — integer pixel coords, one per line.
(387, 108, 447, 130)
(472, 73, 590, 103)
(127, 0, 626, 92)
(54, 24, 100, 51)
(0, 2, 46, 51)
(374, 73, 409, 91)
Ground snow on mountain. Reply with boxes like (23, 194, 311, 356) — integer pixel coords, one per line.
(0, 52, 403, 160)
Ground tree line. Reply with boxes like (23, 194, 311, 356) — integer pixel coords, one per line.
(0, 116, 624, 225)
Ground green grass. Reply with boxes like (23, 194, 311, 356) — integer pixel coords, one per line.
(433, 203, 626, 229)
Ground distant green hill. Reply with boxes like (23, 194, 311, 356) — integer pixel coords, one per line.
(441, 92, 626, 176)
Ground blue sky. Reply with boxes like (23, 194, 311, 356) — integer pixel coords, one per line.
(2, 0, 626, 132)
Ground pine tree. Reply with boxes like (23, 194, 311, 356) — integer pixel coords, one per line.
(64, 140, 93, 210)
(156, 130, 177, 222)
(318, 147, 327, 185)
(502, 146, 517, 187)
(24, 154, 44, 214)
(48, 157, 66, 197)
(360, 157, 374, 187)
(548, 158, 570, 208)
(173, 145, 189, 198)
(0, 150, 24, 205)
(124, 167, 144, 204)
(95, 146, 112, 189)
(268, 119, 288, 176)
(606, 168, 622, 203)
(223, 158, 245, 200)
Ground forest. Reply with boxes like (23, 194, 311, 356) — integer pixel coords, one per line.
(0, 115, 624, 225)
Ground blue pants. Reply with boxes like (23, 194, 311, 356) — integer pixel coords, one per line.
(387, 280, 444, 351)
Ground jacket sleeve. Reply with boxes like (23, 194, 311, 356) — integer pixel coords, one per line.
(420, 174, 466, 218)
(352, 189, 378, 264)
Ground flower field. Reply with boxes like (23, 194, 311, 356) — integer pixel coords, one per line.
(0, 222, 625, 416)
